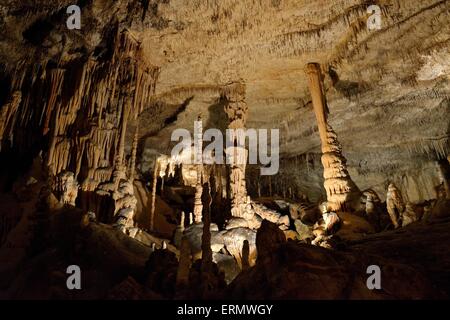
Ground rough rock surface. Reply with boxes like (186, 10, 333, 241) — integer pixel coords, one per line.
(226, 218, 450, 299)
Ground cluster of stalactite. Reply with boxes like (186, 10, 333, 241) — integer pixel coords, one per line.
(0, 29, 159, 223)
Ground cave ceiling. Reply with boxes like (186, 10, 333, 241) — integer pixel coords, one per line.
(0, 0, 449, 200)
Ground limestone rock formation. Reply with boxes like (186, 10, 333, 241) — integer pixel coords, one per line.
(255, 220, 286, 262)
(55, 171, 79, 206)
(223, 83, 250, 219)
(386, 183, 406, 228)
(305, 63, 361, 212)
(0, 0, 449, 302)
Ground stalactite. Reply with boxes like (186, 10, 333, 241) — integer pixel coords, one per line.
(129, 125, 139, 182)
(2, 28, 159, 213)
(0, 91, 21, 151)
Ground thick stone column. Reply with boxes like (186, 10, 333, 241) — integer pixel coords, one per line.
(224, 82, 249, 218)
(305, 63, 360, 212)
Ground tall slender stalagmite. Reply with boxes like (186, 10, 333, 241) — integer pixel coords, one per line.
(149, 157, 159, 231)
(305, 63, 360, 212)
(201, 182, 213, 271)
(242, 240, 250, 271)
(193, 115, 204, 224)
(193, 165, 204, 224)
(224, 82, 249, 218)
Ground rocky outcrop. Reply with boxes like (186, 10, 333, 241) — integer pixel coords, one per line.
(226, 219, 450, 299)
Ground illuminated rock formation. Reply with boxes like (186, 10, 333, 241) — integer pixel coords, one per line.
(402, 203, 419, 227)
(173, 211, 186, 248)
(305, 63, 361, 212)
(386, 183, 405, 228)
(193, 165, 203, 224)
(55, 171, 79, 206)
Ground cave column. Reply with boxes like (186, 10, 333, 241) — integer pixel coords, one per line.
(193, 115, 204, 224)
(224, 83, 249, 218)
(305, 63, 360, 212)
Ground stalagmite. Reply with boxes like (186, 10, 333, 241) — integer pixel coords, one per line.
(189, 212, 193, 225)
(242, 240, 250, 271)
(305, 63, 360, 212)
(269, 176, 272, 197)
(402, 203, 419, 226)
(149, 157, 159, 231)
(180, 211, 186, 231)
(257, 181, 261, 198)
(386, 183, 405, 228)
(200, 182, 213, 296)
(173, 211, 185, 247)
(55, 171, 79, 206)
(201, 183, 213, 269)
